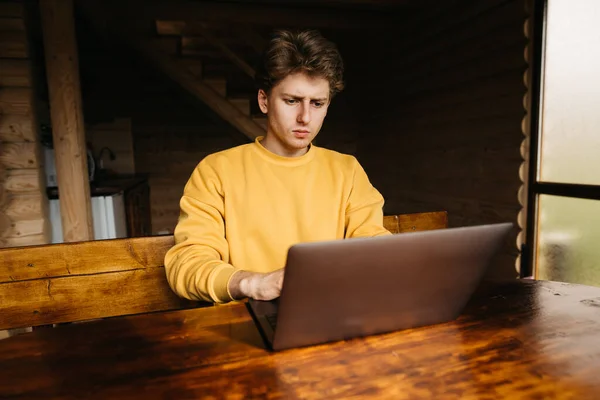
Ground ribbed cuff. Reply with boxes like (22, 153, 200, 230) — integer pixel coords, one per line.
(211, 266, 238, 303)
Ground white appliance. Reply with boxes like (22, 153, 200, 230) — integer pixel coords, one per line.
(49, 194, 128, 243)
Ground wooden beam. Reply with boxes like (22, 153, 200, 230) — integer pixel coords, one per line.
(39, 0, 93, 242)
(124, 0, 397, 29)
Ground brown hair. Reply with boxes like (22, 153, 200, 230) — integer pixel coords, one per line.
(255, 30, 345, 98)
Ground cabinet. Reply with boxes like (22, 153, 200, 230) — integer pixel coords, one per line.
(124, 180, 152, 237)
(47, 176, 152, 239)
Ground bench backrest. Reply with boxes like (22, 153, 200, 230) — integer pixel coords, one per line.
(1, 211, 448, 330)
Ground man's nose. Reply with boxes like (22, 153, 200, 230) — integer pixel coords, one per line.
(297, 103, 311, 124)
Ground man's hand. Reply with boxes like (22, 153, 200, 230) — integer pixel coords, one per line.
(228, 269, 284, 301)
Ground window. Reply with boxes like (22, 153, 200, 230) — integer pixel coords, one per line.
(525, 0, 600, 285)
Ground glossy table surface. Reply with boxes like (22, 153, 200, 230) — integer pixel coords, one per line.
(2, 279, 600, 399)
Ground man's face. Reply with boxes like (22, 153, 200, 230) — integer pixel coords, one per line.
(258, 72, 330, 157)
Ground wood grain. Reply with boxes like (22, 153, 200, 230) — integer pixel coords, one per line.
(0, 2, 24, 18)
(40, 0, 93, 242)
(3, 168, 43, 194)
(0, 87, 31, 115)
(4, 193, 44, 220)
(0, 142, 37, 168)
(2, 234, 47, 248)
(0, 114, 36, 142)
(383, 211, 448, 234)
(3, 218, 44, 240)
(0, 235, 174, 283)
(0, 31, 27, 58)
(1, 280, 600, 399)
(357, 0, 527, 281)
(0, 235, 207, 330)
(0, 59, 31, 87)
(0, 267, 200, 330)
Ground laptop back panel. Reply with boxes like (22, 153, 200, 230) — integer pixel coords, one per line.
(269, 223, 512, 351)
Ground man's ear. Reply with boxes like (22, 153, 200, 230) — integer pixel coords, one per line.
(257, 89, 268, 114)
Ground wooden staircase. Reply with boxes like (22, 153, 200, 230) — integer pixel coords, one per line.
(79, 1, 269, 142)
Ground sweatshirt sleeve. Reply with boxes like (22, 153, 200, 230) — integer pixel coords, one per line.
(345, 158, 392, 238)
(164, 159, 239, 303)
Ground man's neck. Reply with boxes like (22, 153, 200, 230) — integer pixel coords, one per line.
(260, 135, 309, 158)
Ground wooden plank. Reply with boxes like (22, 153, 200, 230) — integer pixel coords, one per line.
(0, 17, 25, 31)
(4, 193, 44, 220)
(0, 142, 38, 168)
(0, 59, 31, 87)
(40, 0, 93, 242)
(0, 213, 10, 239)
(4, 168, 42, 194)
(0, 235, 175, 283)
(0, 30, 27, 58)
(394, 69, 525, 116)
(134, 0, 398, 29)
(155, 20, 185, 35)
(0, 3, 23, 18)
(383, 211, 448, 234)
(0, 267, 200, 330)
(2, 234, 47, 248)
(0, 181, 6, 208)
(0, 87, 32, 115)
(383, 42, 527, 100)
(390, 0, 511, 53)
(4, 218, 45, 239)
(394, 23, 526, 88)
(393, 1, 525, 72)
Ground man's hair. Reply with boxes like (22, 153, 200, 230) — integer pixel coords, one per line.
(255, 29, 345, 98)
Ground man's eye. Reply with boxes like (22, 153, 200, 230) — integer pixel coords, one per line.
(285, 99, 297, 104)
(313, 102, 324, 108)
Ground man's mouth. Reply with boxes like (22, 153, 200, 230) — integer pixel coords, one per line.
(293, 130, 310, 138)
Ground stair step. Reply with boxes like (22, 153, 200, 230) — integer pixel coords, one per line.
(177, 59, 203, 78)
(153, 37, 179, 55)
(228, 98, 250, 115)
(203, 77, 227, 96)
(253, 116, 268, 130)
(155, 20, 186, 36)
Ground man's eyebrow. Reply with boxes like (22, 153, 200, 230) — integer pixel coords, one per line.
(281, 93, 328, 101)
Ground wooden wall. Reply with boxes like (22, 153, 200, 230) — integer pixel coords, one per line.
(87, 118, 135, 176)
(0, 1, 49, 248)
(73, 0, 528, 277)
(353, 0, 528, 279)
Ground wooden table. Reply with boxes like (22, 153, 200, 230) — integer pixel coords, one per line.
(2, 279, 600, 399)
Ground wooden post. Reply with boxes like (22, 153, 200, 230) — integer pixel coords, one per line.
(39, 0, 93, 241)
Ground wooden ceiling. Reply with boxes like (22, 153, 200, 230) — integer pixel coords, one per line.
(194, 0, 425, 11)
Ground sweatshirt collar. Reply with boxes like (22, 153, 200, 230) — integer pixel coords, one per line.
(252, 136, 316, 166)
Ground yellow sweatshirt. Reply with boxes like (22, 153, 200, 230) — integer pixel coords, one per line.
(164, 137, 390, 303)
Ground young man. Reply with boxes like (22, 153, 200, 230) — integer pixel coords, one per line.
(165, 30, 390, 304)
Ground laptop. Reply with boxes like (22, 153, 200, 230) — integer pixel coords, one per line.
(246, 222, 513, 351)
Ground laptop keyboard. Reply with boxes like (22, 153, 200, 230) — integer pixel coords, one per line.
(265, 314, 278, 330)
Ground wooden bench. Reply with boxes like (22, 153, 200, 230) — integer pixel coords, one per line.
(383, 211, 448, 234)
(0, 211, 448, 331)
